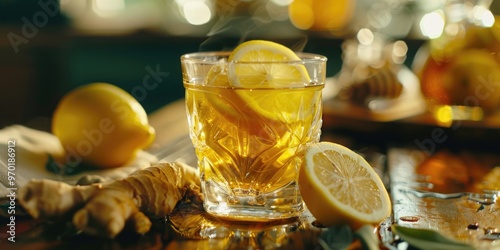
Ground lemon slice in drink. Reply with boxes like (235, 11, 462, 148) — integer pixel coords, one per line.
(299, 142, 392, 228)
(225, 40, 316, 121)
(228, 40, 310, 88)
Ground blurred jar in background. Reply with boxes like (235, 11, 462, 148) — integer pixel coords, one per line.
(418, 0, 500, 123)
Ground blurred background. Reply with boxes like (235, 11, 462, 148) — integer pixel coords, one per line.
(1, 0, 499, 131)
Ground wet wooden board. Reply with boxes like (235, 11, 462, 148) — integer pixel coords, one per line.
(386, 148, 500, 249)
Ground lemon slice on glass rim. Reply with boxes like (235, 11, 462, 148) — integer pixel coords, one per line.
(227, 40, 311, 88)
(213, 40, 323, 122)
(299, 142, 392, 228)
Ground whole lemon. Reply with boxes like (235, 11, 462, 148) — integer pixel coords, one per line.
(52, 83, 155, 168)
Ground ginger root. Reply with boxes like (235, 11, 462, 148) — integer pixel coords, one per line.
(18, 162, 200, 238)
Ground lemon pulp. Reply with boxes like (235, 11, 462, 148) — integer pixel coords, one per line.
(299, 142, 392, 228)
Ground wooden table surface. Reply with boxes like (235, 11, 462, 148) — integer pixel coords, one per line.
(2, 98, 498, 249)
(148, 99, 190, 151)
(0, 99, 354, 250)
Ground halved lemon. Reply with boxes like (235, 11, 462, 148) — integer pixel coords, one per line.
(299, 142, 392, 228)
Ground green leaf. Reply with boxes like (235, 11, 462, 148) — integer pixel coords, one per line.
(392, 225, 475, 250)
(355, 225, 379, 250)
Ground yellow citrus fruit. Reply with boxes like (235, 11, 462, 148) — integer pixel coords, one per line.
(288, 0, 315, 30)
(202, 64, 244, 120)
(289, 0, 355, 31)
(227, 40, 310, 88)
(52, 82, 155, 168)
(204, 40, 319, 122)
(299, 142, 391, 228)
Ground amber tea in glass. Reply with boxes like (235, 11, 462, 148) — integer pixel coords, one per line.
(182, 51, 326, 221)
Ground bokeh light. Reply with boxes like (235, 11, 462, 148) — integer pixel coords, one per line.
(93, 0, 125, 17)
(271, 0, 293, 7)
(266, 1, 290, 21)
(182, 1, 212, 25)
(420, 11, 445, 39)
(357, 28, 374, 45)
(472, 5, 495, 27)
(392, 40, 408, 64)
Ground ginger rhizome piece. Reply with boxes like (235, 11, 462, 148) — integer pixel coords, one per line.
(18, 162, 200, 238)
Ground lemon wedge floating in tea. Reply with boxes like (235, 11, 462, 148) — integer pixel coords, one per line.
(299, 142, 392, 228)
(204, 40, 320, 123)
(52, 82, 156, 169)
(227, 40, 310, 88)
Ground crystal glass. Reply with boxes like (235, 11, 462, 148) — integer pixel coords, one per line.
(181, 51, 326, 221)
